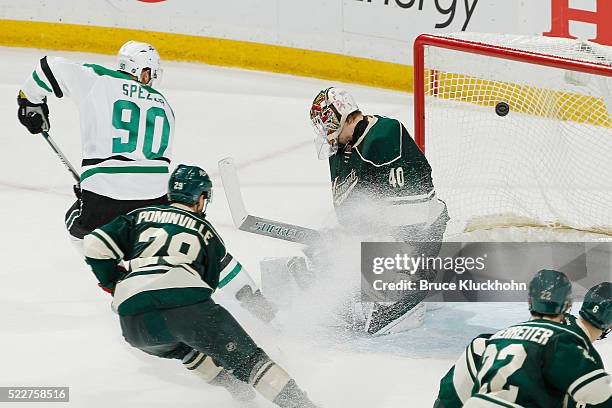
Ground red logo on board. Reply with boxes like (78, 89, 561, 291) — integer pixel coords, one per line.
(544, 0, 612, 46)
(137, 0, 166, 3)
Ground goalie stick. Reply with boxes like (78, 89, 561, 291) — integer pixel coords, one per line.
(218, 157, 320, 245)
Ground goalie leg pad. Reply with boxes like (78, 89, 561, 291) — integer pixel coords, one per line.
(260, 256, 315, 307)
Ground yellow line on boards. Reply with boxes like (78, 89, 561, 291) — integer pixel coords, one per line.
(0, 19, 413, 92)
(5, 19, 601, 127)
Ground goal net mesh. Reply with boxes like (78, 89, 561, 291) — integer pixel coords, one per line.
(420, 33, 612, 236)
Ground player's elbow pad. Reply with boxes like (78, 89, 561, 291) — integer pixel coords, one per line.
(572, 372, 612, 405)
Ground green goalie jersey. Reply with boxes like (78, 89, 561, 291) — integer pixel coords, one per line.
(328, 115, 442, 228)
(84, 204, 243, 316)
(435, 316, 611, 408)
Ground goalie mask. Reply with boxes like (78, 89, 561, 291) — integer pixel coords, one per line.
(310, 87, 359, 159)
(117, 41, 162, 86)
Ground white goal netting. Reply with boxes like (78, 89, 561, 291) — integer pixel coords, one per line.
(419, 33, 612, 237)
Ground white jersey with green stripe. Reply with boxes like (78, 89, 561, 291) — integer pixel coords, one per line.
(21, 56, 175, 200)
(83, 204, 250, 316)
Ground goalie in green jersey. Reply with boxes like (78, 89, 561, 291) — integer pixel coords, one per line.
(434, 271, 611, 408)
(305, 87, 449, 335)
(83, 164, 319, 408)
(309, 87, 448, 238)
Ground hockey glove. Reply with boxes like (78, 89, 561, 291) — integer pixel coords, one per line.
(73, 184, 82, 200)
(98, 283, 115, 295)
(17, 91, 50, 134)
(235, 285, 278, 323)
(97, 264, 129, 296)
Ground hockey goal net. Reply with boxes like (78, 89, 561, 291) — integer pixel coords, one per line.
(414, 33, 612, 237)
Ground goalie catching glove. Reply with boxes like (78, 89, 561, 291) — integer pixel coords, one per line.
(17, 91, 50, 134)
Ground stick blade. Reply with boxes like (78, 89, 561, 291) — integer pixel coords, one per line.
(218, 156, 321, 245)
(239, 215, 320, 245)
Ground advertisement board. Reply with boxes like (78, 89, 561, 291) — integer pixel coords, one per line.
(0, 0, 610, 88)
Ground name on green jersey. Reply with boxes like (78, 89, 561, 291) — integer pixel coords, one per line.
(136, 210, 214, 244)
(122, 83, 165, 105)
(491, 325, 554, 345)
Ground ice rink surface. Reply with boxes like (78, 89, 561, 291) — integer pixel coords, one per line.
(0, 47, 609, 407)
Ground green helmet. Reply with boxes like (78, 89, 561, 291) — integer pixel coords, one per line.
(167, 164, 212, 206)
(528, 269, 572, 315)
(579, 282, 611, 331)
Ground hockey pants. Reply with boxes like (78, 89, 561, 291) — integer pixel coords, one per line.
(65, 189, 168, 240)
(119, 299, 265, 383)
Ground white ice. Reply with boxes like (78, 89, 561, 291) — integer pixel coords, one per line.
(0, 47, 609, 408)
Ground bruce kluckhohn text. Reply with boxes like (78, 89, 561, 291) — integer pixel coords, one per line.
(372, 279, 528, 292)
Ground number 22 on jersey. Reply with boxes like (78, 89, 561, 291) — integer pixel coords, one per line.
(477, 344, 527, 402)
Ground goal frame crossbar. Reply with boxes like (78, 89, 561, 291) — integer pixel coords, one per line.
(413, 33, 612, 154)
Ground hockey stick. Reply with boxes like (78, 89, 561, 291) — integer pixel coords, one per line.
(40, 131, 80, 184)
(218, 157, 321, 245)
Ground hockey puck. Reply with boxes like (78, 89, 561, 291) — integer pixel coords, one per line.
(495, 102, 510, 117)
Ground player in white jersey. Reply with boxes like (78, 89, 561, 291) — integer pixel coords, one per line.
(17, 41, 174, 242)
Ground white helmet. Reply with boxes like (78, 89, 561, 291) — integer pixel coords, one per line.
(117, 41, 162, 86)
(310, 87, 359, 159)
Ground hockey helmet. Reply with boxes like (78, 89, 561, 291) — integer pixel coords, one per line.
(310, 87, 359, 159)
(528, 269, 572, 315)
(579, 282, 611, 332)
(168, 165, 213, 208)
(117, 41, 162, 86)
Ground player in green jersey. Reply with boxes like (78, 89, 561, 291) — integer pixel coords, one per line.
(306, 87, 449, 335)
(579, 282, 611, 342)
(434, 272, 611, 408)
(83, 164, 318, 408)
(434, 333, 493, 408)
